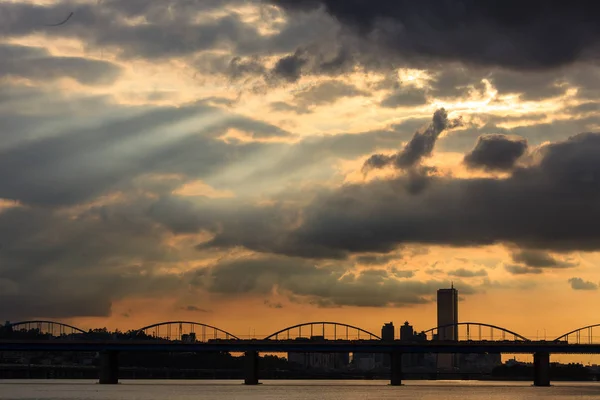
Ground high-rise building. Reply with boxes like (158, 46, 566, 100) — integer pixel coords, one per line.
(437, 285, 458, 370)
(381, 322, 395, 341)
(400, 321, 414, 341)
(437, 286, 458, 340)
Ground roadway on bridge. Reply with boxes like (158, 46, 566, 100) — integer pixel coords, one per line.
(2, 339, 600, 354)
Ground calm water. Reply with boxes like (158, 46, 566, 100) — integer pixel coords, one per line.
(2, 380, 600, 399)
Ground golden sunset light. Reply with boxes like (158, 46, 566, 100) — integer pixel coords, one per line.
(3, 0, 600, 392)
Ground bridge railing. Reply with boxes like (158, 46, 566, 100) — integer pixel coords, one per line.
(263, 322, 381, 341)
(133, 321, 239, 342)
(555, 324, 600, 344)
(422, 322, 530, 342)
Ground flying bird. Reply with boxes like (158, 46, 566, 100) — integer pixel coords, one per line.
(46, 12, 74, 27)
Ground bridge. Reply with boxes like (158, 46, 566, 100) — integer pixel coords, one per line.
(2, 320, 600, 386)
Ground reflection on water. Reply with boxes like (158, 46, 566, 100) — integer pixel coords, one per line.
(2, 380, 600, 400)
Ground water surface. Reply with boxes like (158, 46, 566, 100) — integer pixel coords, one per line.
(2, 380, 600, 399)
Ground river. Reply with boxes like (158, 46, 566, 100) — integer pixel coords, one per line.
(2, 380, 600, 399)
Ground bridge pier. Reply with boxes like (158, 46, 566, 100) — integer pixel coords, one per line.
(390, 351, 403, 386)
(98, 350, 119, 384)
(244, 350, 259, 385)
(533, 352, 550, 387)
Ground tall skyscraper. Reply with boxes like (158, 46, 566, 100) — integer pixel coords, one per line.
(437, 285, 458, 370)
(437, 285, 458, 340)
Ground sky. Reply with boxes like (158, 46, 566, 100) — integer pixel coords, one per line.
(2, 0, 600, 345)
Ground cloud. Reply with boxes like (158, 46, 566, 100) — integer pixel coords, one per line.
(270, 0, 600, 70)
(147, 131, 600, 259)
(511, 250, 577, 269)
(284, 132, 600, 255)
(428, 67, 489, 99)
(568, 277, 598, 291)
(271, 49, 308, 82)
(264, 300, 284, 309)
(488, 69, 568, 101)
(355, 253, 398, 265)
(380, 87, 428, 108)
(194, 255, 476, 307)
(0, 201, 185, 320)
(181, 305, 211, 313)
(504, 264, 543, 275)
(0, 1, 265, 60)
(464, 134, 528, 171)
(448, 268, 488, 278)
(0, 44, 120, 85)
(363, 108, 462, 172)
(293, 80, 367, 107)
(0, 96, 291, 206)
(270, 101, 311, 115)
(227, 56, 267, 80)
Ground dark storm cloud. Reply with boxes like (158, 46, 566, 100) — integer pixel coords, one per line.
(0, 44, 120, 85)
(363, 108, 462, 172)
(0, 202, 185, 320)
(355, 253, 398, 265)
(504, 265, 543, 275)
(568, 277, 598, 291)
(270, 50, 308, 82)
(463, 134, 528, 171)
(282, 132, 600, 255)
(292, 80, 367, 107)
(487, 69, 568, 101)
(270, 0, 600, 70)
(194, 256, 476, 307)
(437, 113, 600, 155)
(448, 268, 487, 278)
(511, 250, 577, 269)
(144, 127, 600, 258)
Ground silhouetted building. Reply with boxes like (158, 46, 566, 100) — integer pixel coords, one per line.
(437, 285, 459, 370)
(437, 286, 459, 339)
(181, 333, 196, 343)
(399, 322, 429, 368)
(400, 321, 414, 341)
(381, 322, 395, 341)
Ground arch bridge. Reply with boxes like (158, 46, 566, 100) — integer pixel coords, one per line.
(422, 322, 530, 342)
(264, 322, 381, 340)
(134, 321, 239, 342)
(2, 320, 87, 338)
(555, 324, 600, 344)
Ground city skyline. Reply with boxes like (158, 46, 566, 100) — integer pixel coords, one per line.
(2, 0, 600, 349)
(1, 284, 590, 343)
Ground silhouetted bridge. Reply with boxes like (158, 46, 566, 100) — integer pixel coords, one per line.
(3, 320, 600, 386)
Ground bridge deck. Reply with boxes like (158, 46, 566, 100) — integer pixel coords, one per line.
(1, 339, 598, 354)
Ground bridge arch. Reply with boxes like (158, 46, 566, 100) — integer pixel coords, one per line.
(134, 321, 239, 341)
(264, 322, 381, 340)
(554, 324, 600, 343)
(422, 322, 529, 342)
(3, 320, 87, 337)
